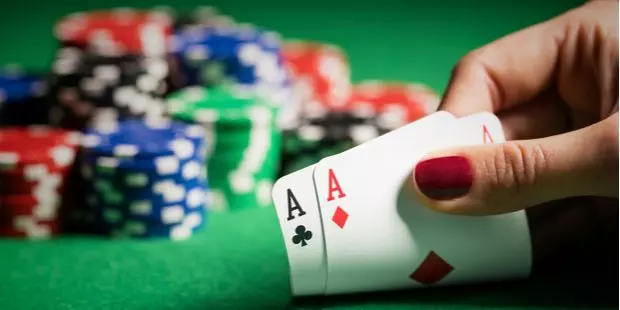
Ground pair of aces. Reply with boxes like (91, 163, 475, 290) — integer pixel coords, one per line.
(272, 111, 532, 297)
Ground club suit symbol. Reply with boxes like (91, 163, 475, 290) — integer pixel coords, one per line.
(292, 225, 312, 247)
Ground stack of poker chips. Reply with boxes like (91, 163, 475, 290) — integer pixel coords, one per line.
(0, 127, 80, 239)
(165, 18, 292, 212)
(47, 9, 175, 130)
(278, 41, 354, 175)
(78, 118, 208, 240)
(0, 66, 49, 126)
(278, 41, 441, 176)
(166, 86, 280, 212)
(349, 80, 440, 125)
(278, 86, 439, 175)
(279, 104, 399, 175)
(281, 40, 352, 116)
(170, 21, 293, 109)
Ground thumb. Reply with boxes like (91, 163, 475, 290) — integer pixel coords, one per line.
(412, 116, 619, 215)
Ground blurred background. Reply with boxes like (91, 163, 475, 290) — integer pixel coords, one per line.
(0, 0, 582, 89)
(0, 0, 613, 309)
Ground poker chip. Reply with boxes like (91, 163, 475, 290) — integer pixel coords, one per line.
(54, 9, 173, 56)
(0, 65, 50, 126)
(278, 107, 384, 176)
(170, 22, 292, 108)
(0, 126, 80, 239)
(166, 86, 280, 212)
(49, 8, 178, 130)
(77, 119, 208, 240)
(282, 40, 351, 118)
(115, 210, 205, 239)
(349, 80, 440, 125)
(0, 219, 60, 239)
(47, 47, 171, 129)
(81, 118, 205, 158)
(278, 78, 440, 176)
(0, 127, 80, 169)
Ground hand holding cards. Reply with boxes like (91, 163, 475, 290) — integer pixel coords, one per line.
(272, 111, 532, 296)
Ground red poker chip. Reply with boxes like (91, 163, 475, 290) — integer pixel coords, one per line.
(54, 9, 173, 55)
(348, 81, 440, 124)
(0, 202, 42, 217)
(0, 161, 72, 180)
(0, 197, 61, 226)
(0, 190, 61, 208)
(0, 219, 59, 238)
(0, 126, 80, 172)
(282, 41, 352, 110)
(0, 175, 68, 195)
(0, 193, 59, 206)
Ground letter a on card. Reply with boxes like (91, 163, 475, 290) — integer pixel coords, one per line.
(327, 169, 346, 201)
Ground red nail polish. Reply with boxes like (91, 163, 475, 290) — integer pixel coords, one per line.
(414, 156, 473, 200)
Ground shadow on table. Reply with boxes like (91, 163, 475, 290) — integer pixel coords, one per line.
(288, 270, 618, 309)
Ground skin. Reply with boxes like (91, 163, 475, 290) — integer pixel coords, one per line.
(413, 0, 618, 273)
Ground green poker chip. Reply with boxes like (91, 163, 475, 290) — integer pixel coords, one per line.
(165, 85, 282, 212)
(166, 86, 279, 127)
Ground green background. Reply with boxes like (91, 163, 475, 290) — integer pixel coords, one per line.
(1, 0, 616, 309)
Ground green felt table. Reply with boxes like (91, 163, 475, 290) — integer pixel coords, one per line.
(0, 0, 617, 309)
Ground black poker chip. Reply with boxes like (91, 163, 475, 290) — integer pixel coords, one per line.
(47, 47, 171, 129)
(278, 107, 396, 176)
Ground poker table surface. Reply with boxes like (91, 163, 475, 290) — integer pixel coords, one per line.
(0, 0, 617, 309)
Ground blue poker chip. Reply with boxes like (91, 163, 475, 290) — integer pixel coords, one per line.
(89, 179, 207, 209)
(125, 216, 206, 239)
(84, 159, 206, 189)
(86, 183, 208, 235)
(96, 190, 207, 224)
(105, 210, 206, 239)
(81, 153, 206, 180)
(0, 66, 46, 103)
(172, 24, 290, 88)
(81, 118, 207, 159)
(123, 198, 207, 224)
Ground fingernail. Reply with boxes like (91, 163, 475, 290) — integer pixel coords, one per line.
(414, 156, 473, 200)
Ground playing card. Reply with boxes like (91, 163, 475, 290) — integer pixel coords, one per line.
(400, 112, 531, 285)
(311, 111, 531, 295)
(312, 111, 461, 294)
(271, 164, 327, 296)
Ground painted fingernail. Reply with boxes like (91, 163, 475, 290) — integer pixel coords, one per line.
(414, 156, 473, 200)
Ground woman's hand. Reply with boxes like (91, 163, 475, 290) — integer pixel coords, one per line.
(413, 0, 618, 215)
(411, 0, 618, 274)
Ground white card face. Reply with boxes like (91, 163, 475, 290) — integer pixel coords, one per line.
(457, 111, 505, 145)
(271, 164, 327, 296)
(312, 111, 461, 294)
(427, 112, 530, 283)
(311, 111, 531, 295)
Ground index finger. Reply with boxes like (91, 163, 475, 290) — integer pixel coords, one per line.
(438, 6, 569, 116)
